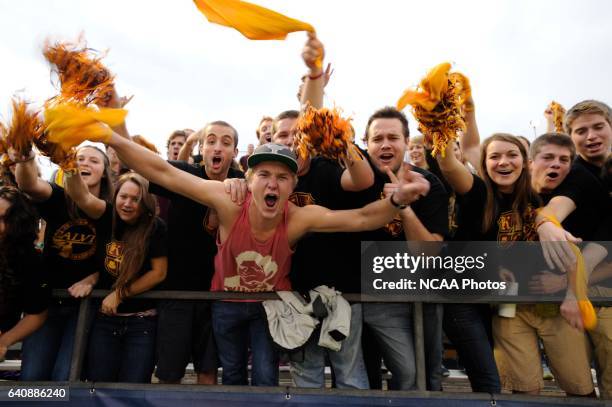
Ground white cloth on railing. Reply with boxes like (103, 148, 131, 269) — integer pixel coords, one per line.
(263, 285, 351, 352)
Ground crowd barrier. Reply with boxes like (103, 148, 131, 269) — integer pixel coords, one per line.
(1, 289, 609, 406)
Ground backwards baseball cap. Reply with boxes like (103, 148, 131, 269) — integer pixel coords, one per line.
(247, 143, 298, 173)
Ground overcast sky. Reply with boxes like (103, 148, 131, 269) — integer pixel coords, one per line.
(1, 0, 611, 165)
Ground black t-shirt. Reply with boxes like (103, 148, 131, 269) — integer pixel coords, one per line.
(97, 217, 167, 314)
(149, 161, 244, 291)
(290, 157, 365, 293)
(551, 156, 611, 241)
(0, 250, 51, 332)
(456, 174, 539, 242)
(36, 183, 112, 290)
(354, 162, 449, 242)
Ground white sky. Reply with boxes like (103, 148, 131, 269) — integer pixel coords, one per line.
(1, 0, 611, 171)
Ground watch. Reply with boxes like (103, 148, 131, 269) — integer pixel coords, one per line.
(389, 192, 408, 210)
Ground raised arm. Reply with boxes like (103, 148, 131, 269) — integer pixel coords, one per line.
(300, 32, 325, 109)
(14, 151, 52, 202)
(459, 96, 481, 169)
(63, 171, 106, 219)
(340, 145, 374, 191)
(177, 130, 201, 161)
(435, 139, 474, 195)
(105, 132, 231, 215)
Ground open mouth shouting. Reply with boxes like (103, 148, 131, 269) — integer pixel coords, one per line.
(545, 171, 559, 180)
(378, 152, 394, 166)
(80, 169, 92, 178)
(211, 156, 223, 170)
(264, 193, 279, 208)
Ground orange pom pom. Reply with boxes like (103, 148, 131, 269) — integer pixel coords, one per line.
(43, 37, 114, 107)
(5, 99, 45, 157)
(294, 105, 353, 164)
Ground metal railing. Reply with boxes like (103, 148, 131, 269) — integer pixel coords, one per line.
(52, 288, 611, 394)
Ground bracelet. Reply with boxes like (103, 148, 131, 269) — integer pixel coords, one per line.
(12, 153, 35, 164)
(535, 218, 553, 230)
(308, 70, 324, 80)
(389, 192, 408, 209)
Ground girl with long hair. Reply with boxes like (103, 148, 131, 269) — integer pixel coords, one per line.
(0, 186, 50, 361)
(14, 145, 114, 381)
(84, 172, 167, 383)
(435, 132, 540, 394)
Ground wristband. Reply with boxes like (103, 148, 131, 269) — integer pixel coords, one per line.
(308, 70, 324, 80)
(390, 192, 407, 210)
(535, 218, 554, 230)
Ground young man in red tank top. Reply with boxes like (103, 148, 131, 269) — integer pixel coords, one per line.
(94, 131, 430, 386)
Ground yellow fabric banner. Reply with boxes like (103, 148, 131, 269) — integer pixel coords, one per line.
(193, 0, 314, 40)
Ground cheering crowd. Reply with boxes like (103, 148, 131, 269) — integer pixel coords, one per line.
(0, 31, 610, 400)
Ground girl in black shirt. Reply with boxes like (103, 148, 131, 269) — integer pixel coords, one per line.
(82, 173, 167, 383)
(0, 187, 50, 362)
(15, 146, 114, 381)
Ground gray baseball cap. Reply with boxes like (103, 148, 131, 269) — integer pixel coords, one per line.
(247, 143, 298, 173)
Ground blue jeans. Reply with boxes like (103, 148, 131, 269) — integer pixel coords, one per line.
(21, 301, 80, 381)
(86, 314, 157, 383)
(291, 303, 369, 389)
(443, 303, 501, 393)
(423, 303, 443, 391)
(363, 303, 416, 390)
(212, 302, 278, 386)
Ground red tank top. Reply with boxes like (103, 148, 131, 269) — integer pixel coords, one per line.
(211, 193, 293, 292)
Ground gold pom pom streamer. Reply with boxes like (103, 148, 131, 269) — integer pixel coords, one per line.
(397, 62, 471, 157)
(550, 101, 566, 133)
(43, 38, 115, 106)
(6, 99, 45, 158)
(294, 105, 354, 164)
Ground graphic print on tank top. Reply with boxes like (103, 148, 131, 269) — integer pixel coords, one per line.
(224, 250, 279, 291)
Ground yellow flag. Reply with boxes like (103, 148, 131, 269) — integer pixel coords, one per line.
(193, 0, 314, 40)
(539, 211, 598, 330)
(44, 103, 127, 151)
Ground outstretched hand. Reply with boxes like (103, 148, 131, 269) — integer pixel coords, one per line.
(384, 163, 430, 206)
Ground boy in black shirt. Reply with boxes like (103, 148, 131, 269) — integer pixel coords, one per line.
(353, 107, 449, 390)
(152, 121, 243, 385)
(537, 100, 612, 398)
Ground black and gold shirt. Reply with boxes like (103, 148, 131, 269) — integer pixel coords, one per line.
(37, 183, 112, 290)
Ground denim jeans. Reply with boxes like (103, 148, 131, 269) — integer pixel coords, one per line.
(212, 301, 278, 386)
(86, 314, 157, 383)
(21, 301, 81, 381)
(443, 303, 501, 393)
(423, 303, 443, 391)
(362, 303, 416, 390)
(291, 303, 369, 389)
